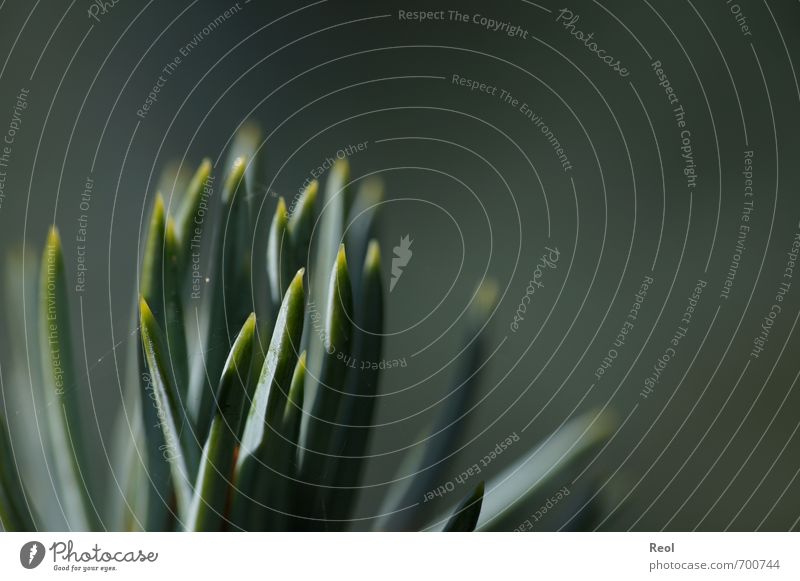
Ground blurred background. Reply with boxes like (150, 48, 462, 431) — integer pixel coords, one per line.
(1, 0, 799, 530)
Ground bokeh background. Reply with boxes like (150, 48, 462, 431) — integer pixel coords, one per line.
(1, 0, 800, 530)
